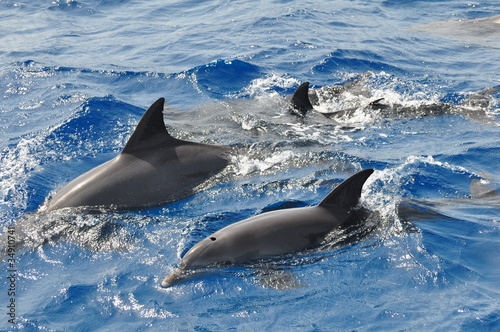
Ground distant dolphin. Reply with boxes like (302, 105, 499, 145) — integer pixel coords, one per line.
(470, 178, 500, 201)
(411, 15, 500, 48)
(289, 72, 381, 117)
(289, 77, 499, 125)
(161, 169, 374, 288)
(397, 177, 500, 224)
(39, 98, 232, 213)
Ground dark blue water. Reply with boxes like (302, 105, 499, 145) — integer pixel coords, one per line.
(1, 0, 499, 331)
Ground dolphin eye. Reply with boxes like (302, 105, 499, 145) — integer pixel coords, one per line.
(210, 237, 217, 241)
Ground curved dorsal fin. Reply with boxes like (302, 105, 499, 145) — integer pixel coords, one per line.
(290, 82, 313, 116)
(319, 169, 374, 211)
(122, 98, 177, 154)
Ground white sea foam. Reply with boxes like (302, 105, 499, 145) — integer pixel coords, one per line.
(238, 74, 300, 99)
(0, 136, 44, 212)
(232, 150, 296, 176)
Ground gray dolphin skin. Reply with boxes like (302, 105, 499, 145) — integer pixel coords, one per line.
(162, 169, 374, 287)
(39, 98, 231, 213)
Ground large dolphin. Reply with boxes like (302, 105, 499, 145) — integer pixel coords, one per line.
(161, 169, 374, 288)
(289, 77, 499, 125)
(39, 98, 232, 213)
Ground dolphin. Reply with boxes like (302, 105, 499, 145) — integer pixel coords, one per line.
(470, 178, 500, 201)
(289, 72, 378, 117)
(39, 98, 232, 213)
(289, 78, 499, 125)
(161, 168, 374, 288)
(411, 15, 500, 48)
(397, 177, 500, 224)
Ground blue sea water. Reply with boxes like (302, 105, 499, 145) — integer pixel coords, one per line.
(1, 0, 499, 331)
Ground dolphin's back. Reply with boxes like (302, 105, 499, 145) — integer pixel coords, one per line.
(222, 207, 338, 258)
(179, 169, 375, 269)
(40, 98, 230, 213)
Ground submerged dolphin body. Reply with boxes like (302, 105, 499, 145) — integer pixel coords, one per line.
(397, 177, 500, 224)
(40, 98, 232, 213)
(162, 169, 374, 288)
(469, 178, 500, 201)
(290, 77, 499, 125)
(411, 15, 500, 48)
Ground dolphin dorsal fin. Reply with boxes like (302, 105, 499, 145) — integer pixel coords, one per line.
(318, 169, 374, 211)
(290, 82, 313, 116)
(122, 98, 177, 154)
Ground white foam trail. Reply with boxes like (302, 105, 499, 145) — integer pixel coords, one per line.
(232, 150, 296, 176)
(0, 136, 44, 212)
(238, 75, 300, 98)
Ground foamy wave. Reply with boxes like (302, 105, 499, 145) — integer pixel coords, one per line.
(109, 293, 177, 318)
(361, 154, 471, 237)
(236, 74, 300, 98)
(232, 150, 296, 176)
(403, 155, 469, 174)
(361, 168, 406, 236)
(0, 136, 45, 212)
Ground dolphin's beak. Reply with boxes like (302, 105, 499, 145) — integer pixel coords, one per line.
(161, 269, 186, 288)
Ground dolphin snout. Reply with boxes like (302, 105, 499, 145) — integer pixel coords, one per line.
(161, 269, 186, 288)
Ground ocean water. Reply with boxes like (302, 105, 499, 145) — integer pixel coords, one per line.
(0, 0, 499, 331)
